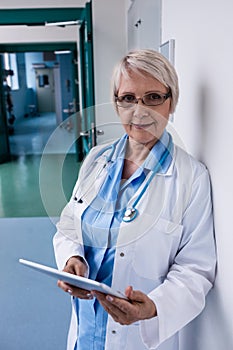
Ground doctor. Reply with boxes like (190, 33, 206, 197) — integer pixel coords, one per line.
(53, 49, 216, 350)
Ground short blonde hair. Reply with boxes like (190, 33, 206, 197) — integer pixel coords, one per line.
(111, 49, 179, 114)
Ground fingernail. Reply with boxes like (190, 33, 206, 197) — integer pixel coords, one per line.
(87, 293, 93, 299)
(67, 289, 73, 294)
(106, 295, 113, 302)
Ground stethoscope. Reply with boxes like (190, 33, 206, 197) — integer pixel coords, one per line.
(93, 134, 173, 223)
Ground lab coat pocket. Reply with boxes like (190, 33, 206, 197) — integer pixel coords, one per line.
(132, 218, 183, 280)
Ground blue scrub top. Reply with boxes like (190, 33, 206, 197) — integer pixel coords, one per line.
(74, 131, 173, 350)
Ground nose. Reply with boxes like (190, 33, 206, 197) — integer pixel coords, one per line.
(133, 102, 150, 119)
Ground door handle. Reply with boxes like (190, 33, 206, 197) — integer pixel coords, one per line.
(80, 129, 104, 137)
(97, 129, 104, 136)
(80, 123, 104, 148)
(80, 131, 89, 136)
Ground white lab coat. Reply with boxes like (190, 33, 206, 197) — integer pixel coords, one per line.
(53, 138, 216, 350)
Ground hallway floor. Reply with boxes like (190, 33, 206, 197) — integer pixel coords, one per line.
(0, 112, 79, 218)
(0, 153, 79, 217)
(0, 112, 78, 349)
(9, 112, 76, 155)
(0, 216, 71, 350)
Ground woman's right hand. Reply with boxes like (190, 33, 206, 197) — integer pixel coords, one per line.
(57, 256, 93, 300)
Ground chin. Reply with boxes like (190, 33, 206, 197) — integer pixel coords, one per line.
(131, 135, 159, 148)
(131, 130, 162, 145)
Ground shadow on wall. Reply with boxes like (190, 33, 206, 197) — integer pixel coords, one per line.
(193, 82, 231, 348)
(180, 283, 233, 349)
(196, 82, 211, 162)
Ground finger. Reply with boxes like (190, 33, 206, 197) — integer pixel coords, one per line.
(106, 295, 136, 315)
(92, 292, 124, 314)
(73, 263, 87, 277)
(125, 285, 133, 298)
(57, 280, 93, 299)
(94, 292, 133, 316)
(94, 292, 143, 325)
(94, 293, 126, 322)
(125, 287, 157, 319)
(63, 263, 86, 277)
(63, 256, 87, 277)
(99, 297, 137, 325)
(63, 265, 75, 274)
(57, 280, 72, 293)
(125, 287, 147, 303)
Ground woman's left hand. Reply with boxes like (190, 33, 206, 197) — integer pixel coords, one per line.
(92, 286, 157, 325)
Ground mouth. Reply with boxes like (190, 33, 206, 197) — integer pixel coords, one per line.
(131, 122, 155, 129)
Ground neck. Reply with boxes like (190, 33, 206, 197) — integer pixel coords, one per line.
(125, 137, 154, 166)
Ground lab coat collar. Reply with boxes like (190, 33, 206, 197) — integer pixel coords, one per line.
(142, 130, 174, 175)
(95, 130, 175, 177)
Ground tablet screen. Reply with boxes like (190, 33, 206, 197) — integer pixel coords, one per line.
(19, 258, 127, 300)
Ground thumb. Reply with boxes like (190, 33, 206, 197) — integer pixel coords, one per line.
(125, 286, 147, 302)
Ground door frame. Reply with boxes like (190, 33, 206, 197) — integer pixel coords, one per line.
(0, 43, 81, 160)
(0, 3, 95, 160)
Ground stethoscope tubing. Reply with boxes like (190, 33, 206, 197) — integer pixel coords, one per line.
(131, 135, 172, 209)
(77, 134, 172, 223)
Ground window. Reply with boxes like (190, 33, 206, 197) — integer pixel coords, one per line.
(3, 53, 19, 90)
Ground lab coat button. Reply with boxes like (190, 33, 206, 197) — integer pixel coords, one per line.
(112, 330, 117, 334)
(120, 252, 124, 257)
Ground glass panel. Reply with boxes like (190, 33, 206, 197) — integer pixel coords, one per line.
(0, 55, 11, 163)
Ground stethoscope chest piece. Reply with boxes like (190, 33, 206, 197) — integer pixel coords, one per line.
(123, 207, 138, 222)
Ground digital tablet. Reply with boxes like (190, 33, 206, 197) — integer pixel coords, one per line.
(19, 258, 127, 300)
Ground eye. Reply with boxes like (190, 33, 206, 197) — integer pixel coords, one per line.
(147, 92, 162, 101)
(121, 94, 136, 103)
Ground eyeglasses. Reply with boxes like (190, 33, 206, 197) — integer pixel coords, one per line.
(115, 91, 171, 108)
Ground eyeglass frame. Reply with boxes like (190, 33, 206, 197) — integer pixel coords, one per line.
(115, 90, 172, 108)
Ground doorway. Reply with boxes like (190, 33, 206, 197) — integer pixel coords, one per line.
(1, 45, 79, 157)
(0, 3, 95, 163)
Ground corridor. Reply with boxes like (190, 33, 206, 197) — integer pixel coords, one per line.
(0, 111, 79, 349)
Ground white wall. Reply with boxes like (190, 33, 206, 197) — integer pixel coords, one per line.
(92, 0, 127, 143)
(162, 1, 233, 349)
(127, 0, 161, 52)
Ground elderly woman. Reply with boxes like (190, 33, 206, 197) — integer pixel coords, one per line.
(53, 49, 216, 350)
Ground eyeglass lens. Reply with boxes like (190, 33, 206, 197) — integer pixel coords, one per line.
(116, 92, 169, 107)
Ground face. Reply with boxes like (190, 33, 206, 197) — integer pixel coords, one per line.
(116, 70, 171, 149)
